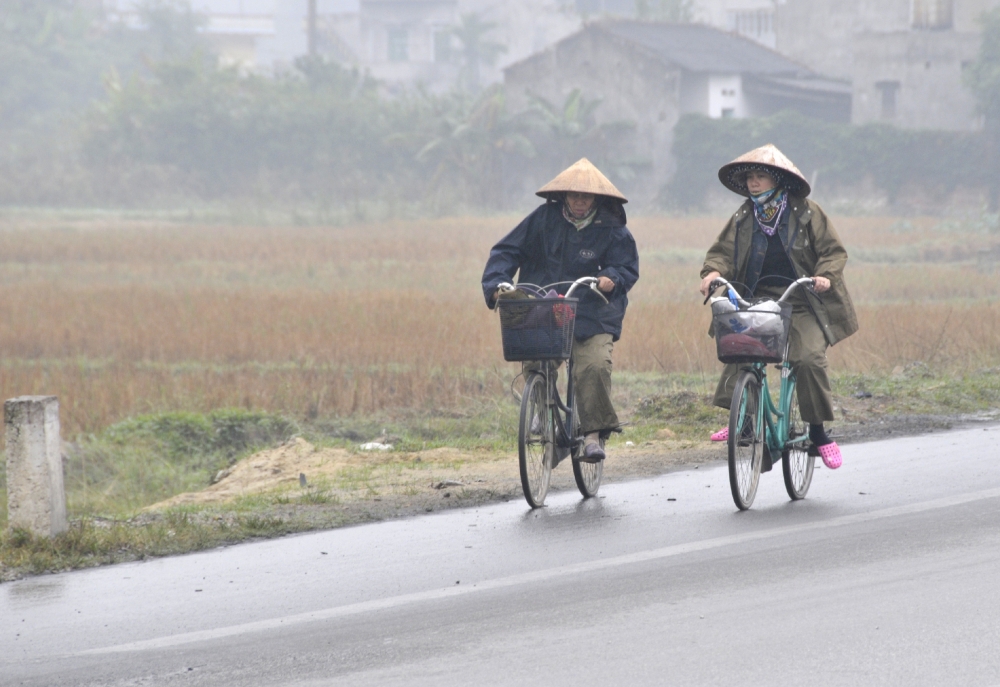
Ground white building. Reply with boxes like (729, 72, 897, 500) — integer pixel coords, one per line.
(103, 0, 359, 70)
(774, 0, 1000, 131)
(102, 0, 581, 88)
(102, 0, 789, 86)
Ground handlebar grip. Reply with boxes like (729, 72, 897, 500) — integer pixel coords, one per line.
(702, 278, 725, 305)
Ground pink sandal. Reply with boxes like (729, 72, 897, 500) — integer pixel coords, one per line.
(710, 427, 728, 442)
(817, 442, 842, 470)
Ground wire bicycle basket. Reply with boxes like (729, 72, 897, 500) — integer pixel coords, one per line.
(711, 298, 792, 364)
(497, 296, 578, 362)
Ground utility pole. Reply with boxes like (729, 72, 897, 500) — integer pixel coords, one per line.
(308, 0, 318, 56)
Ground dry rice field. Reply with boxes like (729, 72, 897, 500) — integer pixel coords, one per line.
(1, 212, 998, 436)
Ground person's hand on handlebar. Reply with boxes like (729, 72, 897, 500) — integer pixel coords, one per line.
(700, 271, 722, 298)
(812, 276, 831, 293)
(491, 282, 516, 305)
(597, 276, 615, 293)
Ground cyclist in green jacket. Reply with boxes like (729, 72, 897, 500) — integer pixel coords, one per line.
(699, 144, 858, 469)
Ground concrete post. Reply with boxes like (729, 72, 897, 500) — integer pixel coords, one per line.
(4, 396, 67, 537)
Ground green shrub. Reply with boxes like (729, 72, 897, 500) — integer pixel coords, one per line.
(63, 409, 297, 516)
(665, 112, 992, 209)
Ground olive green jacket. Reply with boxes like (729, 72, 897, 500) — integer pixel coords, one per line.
(700, 196, 859, 346)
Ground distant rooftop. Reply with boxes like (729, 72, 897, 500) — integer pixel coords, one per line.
(594, 20, 813, 76)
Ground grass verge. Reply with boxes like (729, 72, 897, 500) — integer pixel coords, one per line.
(2, 367, 999, 581)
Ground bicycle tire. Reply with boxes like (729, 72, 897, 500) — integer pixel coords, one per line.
(781, 383, 815, 500)
(728, 370, 763, 510)
(519, 372, 553, 508)
(571, 401, 603, 499)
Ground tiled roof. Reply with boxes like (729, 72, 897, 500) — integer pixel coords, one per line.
(595, 20, 812, 76)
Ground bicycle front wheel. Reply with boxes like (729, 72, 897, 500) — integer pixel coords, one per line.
(519, 372, 553, 508)
(728, 370, 764, 510)
(782, 384, 815, 500)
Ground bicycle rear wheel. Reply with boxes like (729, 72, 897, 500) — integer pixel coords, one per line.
(782, 384, 815, 500)
(728, 370, 763, 511)
(519, 372, 553, 508)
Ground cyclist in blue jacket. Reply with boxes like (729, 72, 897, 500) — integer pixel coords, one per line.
(482, 159, 639, 462)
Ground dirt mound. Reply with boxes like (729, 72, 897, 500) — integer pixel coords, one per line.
(149, 436, 724, 510)
(149, 438, 516, 509)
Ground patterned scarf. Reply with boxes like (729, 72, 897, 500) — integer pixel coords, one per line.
(751, 188, 787, 236)
(563, 203, 597, 231)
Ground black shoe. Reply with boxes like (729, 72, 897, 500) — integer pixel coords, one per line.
(736, 424, 756, 447)
(530, 414, 543, 435)
(579, 442, 606, 463)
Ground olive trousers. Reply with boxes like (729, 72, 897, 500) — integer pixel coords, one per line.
(525, 333, 619, 435)
(712, 303, 836, 425)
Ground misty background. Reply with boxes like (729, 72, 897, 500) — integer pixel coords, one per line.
(1, 0, 999, 218)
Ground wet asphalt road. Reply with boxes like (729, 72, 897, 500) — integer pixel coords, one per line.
(3, 425, 1000, 687)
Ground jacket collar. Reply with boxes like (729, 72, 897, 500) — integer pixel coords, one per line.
(737, 195, 810, 224)
(548, 199, 627, 228)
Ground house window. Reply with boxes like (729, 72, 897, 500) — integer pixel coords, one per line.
(721, 108, 735, 119)
(575, 0, 635, 16)
(728, 10, 774, 40)
(387, 26, 409, 62)
(912, 0, 953, 29)
(876, 81, 900, 120)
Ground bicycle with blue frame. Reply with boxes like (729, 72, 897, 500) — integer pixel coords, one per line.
(495, 276, 610, 508)
(704, 276, 818, 510)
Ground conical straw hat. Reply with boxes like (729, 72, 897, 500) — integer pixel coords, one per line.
(718, 144, 811, 197)
(536, 158, 628, 203)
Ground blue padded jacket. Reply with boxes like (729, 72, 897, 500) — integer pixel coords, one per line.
(481, 200, 639, 341)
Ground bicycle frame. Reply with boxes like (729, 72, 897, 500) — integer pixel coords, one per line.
(499, 275, 607, 465)
(743, 361, 808, 466)
(535, 356, 580, 466)
(714, 275, 816, 462)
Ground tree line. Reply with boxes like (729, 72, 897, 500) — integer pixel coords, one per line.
(1, 1, 999, 213)
(0, 1, 639, 214)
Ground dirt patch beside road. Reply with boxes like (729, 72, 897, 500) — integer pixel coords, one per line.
(150, 436, 723, 514)
(149, 412, 998, 521)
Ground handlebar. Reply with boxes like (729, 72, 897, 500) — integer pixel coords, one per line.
(565, 277, 609, 304)
(498, 277, 609, 305)
(703, 276, 815, 307)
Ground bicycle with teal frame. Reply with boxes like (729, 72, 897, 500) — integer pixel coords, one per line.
(704, 275, 818, 511)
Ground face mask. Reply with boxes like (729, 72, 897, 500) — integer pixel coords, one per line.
(750, 188, 778, 206)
